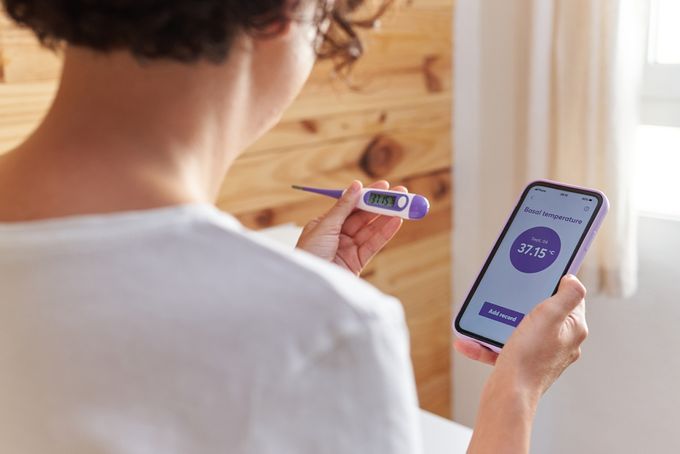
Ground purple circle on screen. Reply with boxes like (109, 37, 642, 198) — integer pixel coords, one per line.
(510, 227, 561, 273)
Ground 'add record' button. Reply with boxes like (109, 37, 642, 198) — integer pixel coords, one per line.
(479, 302, 525, 327)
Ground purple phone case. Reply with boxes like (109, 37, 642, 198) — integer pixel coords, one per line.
(452, 180, 610, 353)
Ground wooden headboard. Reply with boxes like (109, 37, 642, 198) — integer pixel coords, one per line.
(0, 0, 454, 417)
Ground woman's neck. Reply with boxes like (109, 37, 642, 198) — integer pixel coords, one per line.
(0, 46, 253, 221)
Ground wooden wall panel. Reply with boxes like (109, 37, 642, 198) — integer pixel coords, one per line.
(0, 14, 61, 83)
(219, 122, 451, 213)
(0, 82, 57, 150)
(0, 0, 455, 418)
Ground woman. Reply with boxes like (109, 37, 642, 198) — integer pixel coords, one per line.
(0, 0, 588, 452)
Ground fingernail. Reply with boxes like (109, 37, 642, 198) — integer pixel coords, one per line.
(348, 180, 361, 194)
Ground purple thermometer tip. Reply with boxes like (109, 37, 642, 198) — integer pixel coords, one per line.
(291, 185, 344, 199)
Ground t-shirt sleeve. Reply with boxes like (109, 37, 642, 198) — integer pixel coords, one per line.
(250, 314, 424, 454)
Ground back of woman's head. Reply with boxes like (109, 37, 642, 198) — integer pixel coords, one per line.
(1, 0, 380, 64)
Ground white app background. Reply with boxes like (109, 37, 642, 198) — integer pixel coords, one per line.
(458, 185, 599, 344)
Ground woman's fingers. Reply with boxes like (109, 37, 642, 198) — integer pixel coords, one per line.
(353, 212, 400, 246)
(341, 180, 389, 236)
(454, 339, 499, 366)
(341, 182, 407, 237)
(357, 216, 403, 266)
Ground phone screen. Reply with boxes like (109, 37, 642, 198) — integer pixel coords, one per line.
(455, 182, 603, 347)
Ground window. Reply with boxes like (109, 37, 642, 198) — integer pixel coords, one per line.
(636, 0, 680, 220)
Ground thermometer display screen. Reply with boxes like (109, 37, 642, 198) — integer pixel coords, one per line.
(368, 192, 396, 208)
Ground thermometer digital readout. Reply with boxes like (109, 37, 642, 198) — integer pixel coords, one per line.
(292, 185, 430, 220)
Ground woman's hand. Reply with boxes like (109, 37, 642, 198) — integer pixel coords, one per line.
(460, 275, 589, 454)
(296, 180, 405, 275)
(455, 274, 588, 398)
(496, 274, 588, 397)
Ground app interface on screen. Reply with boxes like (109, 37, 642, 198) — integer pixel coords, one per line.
(458, 185, 600, 344)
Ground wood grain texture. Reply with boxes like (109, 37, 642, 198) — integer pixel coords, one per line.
(0, 0, 455, 418)
(0, 13, 62, 83)
(0, 82, 57, 150)
(249, 99, 451, 155)
(219, 122, 451, 213)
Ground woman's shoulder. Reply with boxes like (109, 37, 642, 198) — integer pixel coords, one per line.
(190, 206, 406, 328)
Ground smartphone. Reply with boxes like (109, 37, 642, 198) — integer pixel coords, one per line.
(453, 180, 609, 352)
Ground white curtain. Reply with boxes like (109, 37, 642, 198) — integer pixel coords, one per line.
(453, 0, 647, 301)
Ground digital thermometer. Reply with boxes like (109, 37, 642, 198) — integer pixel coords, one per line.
(292, 185, 430, 220)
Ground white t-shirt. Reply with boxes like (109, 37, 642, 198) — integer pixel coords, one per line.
(0, 204, 422, 454)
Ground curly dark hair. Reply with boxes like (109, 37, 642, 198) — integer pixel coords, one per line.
(1, 0, 392, 72)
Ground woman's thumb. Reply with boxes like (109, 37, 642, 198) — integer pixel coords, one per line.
(549, 275, 587, 319)
(319, 180, 362, 229)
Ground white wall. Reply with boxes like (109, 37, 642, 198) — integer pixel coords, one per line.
(453, 216, 680, 453)
(451, 0, 534, 429)
(451, 0, 532, 429)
